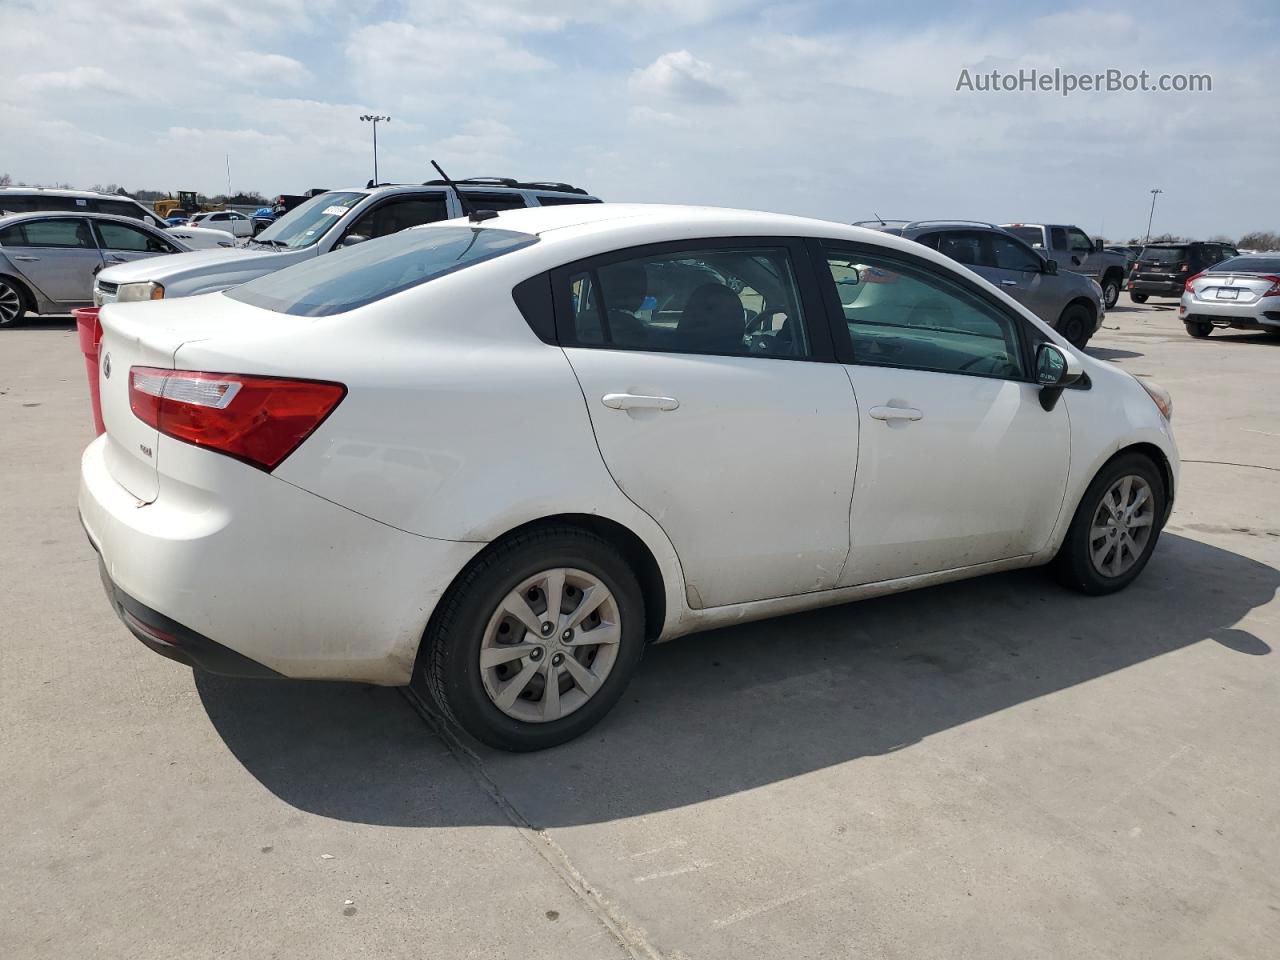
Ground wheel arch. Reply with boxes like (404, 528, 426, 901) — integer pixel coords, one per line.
(422, 513, 670, 656)
(1062, 295, 1098, 322)
(1102, 265, 1125, 284)
(1114, 441, 1175, 519)
(0, 272, 36, 314)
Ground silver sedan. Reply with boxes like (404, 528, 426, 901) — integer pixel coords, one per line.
(1180, 253, 1280, 339)
(0, 212, 192, 323)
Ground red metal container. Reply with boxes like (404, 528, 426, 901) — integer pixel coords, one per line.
(73, 307, 105, 436)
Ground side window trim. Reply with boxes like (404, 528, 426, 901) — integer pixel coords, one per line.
(550, 236, 836, 362)
(809, 238, 1039, 383)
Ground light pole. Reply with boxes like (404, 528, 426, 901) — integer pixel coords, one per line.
(1144, 188, 1163, 243)
(359, 114, 390, 185)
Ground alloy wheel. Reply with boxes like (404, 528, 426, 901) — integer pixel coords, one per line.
(0, 281, 21, 325)
(479, 567, 622, 724)
(1088, 474, 1155, 577)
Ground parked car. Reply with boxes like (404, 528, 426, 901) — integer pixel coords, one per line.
(854, 220, 1104, 347)
(1179, 253, 1280, 338)
(0, 212, 192, 323)
(164, 216, 189, 227)
(0, 187, 171, 229)
(187, 210, 254, 239)
(1002, 223, 1129, 310)
(1128, 241, 1239, 303)
(80, 204, 1178, 751)
(93, 178, 601, 305)
(251, 207, 275, 237)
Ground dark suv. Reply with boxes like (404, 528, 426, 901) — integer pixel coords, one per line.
(1128, 241, 1238, 302)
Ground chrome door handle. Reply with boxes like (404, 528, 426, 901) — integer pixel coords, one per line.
(12, 256, 39, 262)
(869, 405, 923, 422)
(602, 393, 679, 412)
(1000, 279, 1018, 286)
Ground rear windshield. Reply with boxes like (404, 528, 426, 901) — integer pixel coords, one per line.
(1005, 226, 1044, 247)
(1140, 246, 1188, 263)
(1213, 256, 1280, 274)
(226, 225, 538, 316)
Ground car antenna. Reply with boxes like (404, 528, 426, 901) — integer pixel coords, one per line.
(873, 212, 885, 225)
(430, 161, 498, 223)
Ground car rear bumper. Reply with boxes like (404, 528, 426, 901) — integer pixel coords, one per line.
(1181, 295, 1280, 329)
(1129, 279, 1185, 297)
(78, 434, 485, 685)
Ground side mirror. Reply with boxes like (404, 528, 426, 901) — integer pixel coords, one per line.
(339, 234, 369, 248)
(1036, 342, 1083, 411)
(1042, 258, 1058, 275)
(1094, 238, 1104, 252)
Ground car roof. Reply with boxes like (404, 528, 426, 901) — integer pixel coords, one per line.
(0, 210, 167, 229)
(410, 203, 919, 252)
(329, 182, 596, 199)
(0, 186, 141, 202)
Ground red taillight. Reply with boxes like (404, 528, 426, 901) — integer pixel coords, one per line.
(1261, 275, 1280, 298)
(1184, 271, 1203, 293)
(129, 367, 345, 471)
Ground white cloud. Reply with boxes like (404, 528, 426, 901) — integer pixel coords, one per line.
(630, 50, 735, 104)
(13, 67, 134, 98)
(229, 53, 314, 87)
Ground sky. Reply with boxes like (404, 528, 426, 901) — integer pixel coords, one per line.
(1, 0, 1276, 241)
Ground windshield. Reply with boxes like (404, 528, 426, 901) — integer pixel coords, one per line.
(1005, 226, 1044, 248)
(1213, 256, 1280, 274)
(252, 191, 365, 250)
(1140, 246, 1188, 263)
(227, 225, 538, 316)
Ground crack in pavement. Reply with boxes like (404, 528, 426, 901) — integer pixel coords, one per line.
(400, 687, 667, 960)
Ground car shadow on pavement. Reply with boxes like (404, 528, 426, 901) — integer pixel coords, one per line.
(196, 533, 1277, 827)
(0, 317, 75, 331)
(1085, 347, 1143, 361)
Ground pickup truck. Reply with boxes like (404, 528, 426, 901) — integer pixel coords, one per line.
(1002, 223, 1129, 310)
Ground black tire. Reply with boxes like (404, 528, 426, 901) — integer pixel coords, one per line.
(415, 526, 646, 751)
(1053, 452, 1166, 595)
(1101, 273, 1122, 310)
(0, 275, 29, 326)
(1056, 302, 1093, 349)
(1186, 321, 1212, 338)
(1130, 293, 1148, 304)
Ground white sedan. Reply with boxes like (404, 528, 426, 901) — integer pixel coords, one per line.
(185, 210, 253, 238)
(164, 224, 237, 250)
(80, 204, 1178, 750)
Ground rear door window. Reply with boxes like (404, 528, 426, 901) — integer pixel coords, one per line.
(931, 231, 989, 268)
(561, 244, 811, 359)
(459, 191, 528, 212)
(535, 195, 600, 206)
(17, 218, 96, 248)
(227, 225, 537, 316)
(1050, 227, 1068, 249)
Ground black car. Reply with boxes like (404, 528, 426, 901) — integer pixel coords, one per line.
(1128, 241, 1238, 302)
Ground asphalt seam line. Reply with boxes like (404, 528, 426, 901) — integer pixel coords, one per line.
(401, 687, 665, 960)
(1181, 458, 1280, 473)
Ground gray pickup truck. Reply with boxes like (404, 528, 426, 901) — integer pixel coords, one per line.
(1002, 223, 1129, 310)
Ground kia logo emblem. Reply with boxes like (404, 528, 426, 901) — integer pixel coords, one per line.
(102, 353, 112, 379)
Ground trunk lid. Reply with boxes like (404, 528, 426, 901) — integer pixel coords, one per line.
(97, 293, 314, 502)
(1194, 273, 1275, 304)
